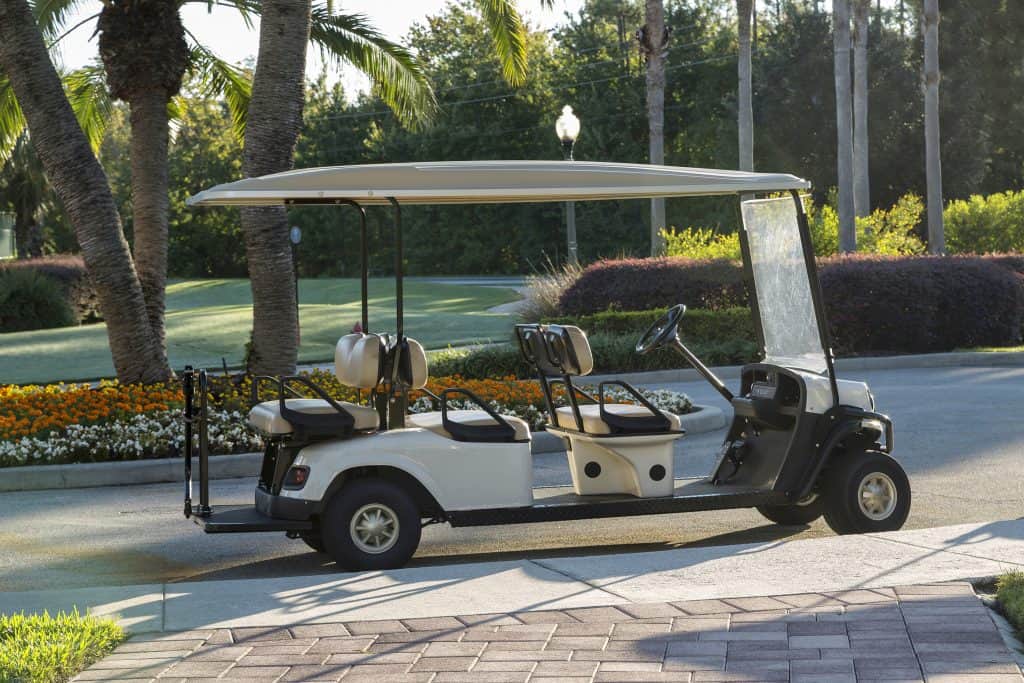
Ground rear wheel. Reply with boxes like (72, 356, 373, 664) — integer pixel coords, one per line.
(757, 493, 824, 526)
(823, 450, 910, 535)
(321, 478, 422, 571)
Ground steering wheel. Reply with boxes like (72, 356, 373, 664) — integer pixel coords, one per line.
(636, 304, 687, 355)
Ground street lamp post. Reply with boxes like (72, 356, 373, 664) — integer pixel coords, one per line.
(555, 105, 581, 267)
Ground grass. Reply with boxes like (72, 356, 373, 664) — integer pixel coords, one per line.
(997, 571, 1024, 639)
(968, 345, 1024, 353)
(0, 610, 124, 683)
(0, 278, 521, 384)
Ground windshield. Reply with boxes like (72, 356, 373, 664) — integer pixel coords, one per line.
(741, 197, 828, 374)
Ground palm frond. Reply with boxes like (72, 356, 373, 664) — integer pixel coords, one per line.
(308, 7, 437, 129)
(475, 0, 528, 87)
(31, 0, 92, 41)
(185, 41, 252, 140)
(0, 73, 28, 165)
(64, 61, 113, 154)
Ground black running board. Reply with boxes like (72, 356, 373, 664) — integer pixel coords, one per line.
(192, 505, 314, 533)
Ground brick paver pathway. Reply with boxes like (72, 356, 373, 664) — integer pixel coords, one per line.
(76, 582, 1023, 682)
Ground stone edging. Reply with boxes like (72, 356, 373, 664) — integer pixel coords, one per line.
(0, 405, 724, 493)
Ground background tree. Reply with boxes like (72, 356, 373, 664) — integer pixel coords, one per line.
(923, 0, 942, 253)
(0, 134, 48, 258)
(0, 0, 170, 382)
(852, 0, 869, 218)
(832, 0, 855, 252)
(736, 0, 754, 174)
(637, 0, 669, 255)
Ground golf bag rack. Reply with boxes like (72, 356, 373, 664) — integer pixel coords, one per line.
(182, 366, 211, 519)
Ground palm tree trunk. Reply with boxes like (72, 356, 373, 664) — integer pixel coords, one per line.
(241, 0, 311, 376)
(737, 0, 754, 174)
(129, 89, 170, 360)
(833, 0, 856, 253)
(923, 0, 944, 254)
(640, 0, 667, 256)
(0, 0, 170, 383)
(852, 0, 870, 218)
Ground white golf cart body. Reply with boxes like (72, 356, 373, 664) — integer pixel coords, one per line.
(180, 160, 902, 567)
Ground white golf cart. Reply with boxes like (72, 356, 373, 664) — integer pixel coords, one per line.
(181, 161, 910, 570)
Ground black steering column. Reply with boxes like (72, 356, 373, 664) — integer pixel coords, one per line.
(636, 304, 735, 403)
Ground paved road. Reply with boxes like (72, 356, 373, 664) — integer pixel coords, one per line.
(1, 366, 1022, 593)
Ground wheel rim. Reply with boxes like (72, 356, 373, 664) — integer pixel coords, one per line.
(858, 472, 897, 521)
(349, 503, 400, 554)
(795, 493, 819, 507)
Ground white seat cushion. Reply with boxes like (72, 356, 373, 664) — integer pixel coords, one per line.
(554, 403, 681, 434)
(248, 399, 379, 434)
(407, 410, 531, 442)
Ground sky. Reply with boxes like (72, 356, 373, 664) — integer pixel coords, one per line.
(53, 0, 586, 98)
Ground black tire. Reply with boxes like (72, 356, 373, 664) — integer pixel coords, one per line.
(757, 494, 825, 526)
(822, 450, 911, 535)
(321, 478, 422, 571)
(298, 531, 325, 553)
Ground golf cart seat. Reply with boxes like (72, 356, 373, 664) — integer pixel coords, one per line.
(247, 333, 383, 438)
(399, 337, 530, 443)
(516, 323, 683, 498)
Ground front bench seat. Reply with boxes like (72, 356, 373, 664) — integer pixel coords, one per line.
(247, 333, 383, 436)
(554, 404, 682, 435)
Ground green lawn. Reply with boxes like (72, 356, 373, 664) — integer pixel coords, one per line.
(0, 278, 521, 384)
(0, 610, 124, 683)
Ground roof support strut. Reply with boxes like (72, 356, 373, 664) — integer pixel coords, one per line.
(388, 197, 404, 338)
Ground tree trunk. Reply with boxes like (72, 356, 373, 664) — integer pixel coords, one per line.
(0, 0, 170, 383)
(129, 90, 171, 361)
(923, 0, 944, 254)
(241, 0, 311, 375)
(852, 0, 870, 218)
(640, 0, 667, 256)
(737, 0, 754, 174)
(833, 0, 856, 253)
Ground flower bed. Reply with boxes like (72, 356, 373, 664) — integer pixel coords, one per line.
(0, 372, 692, 468)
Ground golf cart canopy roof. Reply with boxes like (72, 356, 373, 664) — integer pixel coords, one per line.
(186, 160, 810, 207)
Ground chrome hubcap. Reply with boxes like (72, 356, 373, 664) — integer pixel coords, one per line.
(350, 503, 399, 554)
(858, 473, 897, 521)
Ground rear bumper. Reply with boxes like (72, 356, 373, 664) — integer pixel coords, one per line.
(255, 486, 321, 521)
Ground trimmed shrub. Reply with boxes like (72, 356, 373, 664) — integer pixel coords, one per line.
(820, 255, 1024, 354)
(558, 257, 749, 315)
(946, 190, 1024, 254)
(543, 307, 756, 347)
(0, 268, 77, 332)
(0, 255, 101, 323)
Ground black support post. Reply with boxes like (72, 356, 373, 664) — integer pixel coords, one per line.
(198, 369, 211, 516)
(182, 367, 194, 518)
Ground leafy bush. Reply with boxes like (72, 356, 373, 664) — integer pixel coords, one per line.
(0, 610, 123, 683)
(661, 227, 741, 260)
(820, 255, 1024, 354)
(518, 259, 583, 321)
(0, 268, 76, 332)
(558, 257, 749, 315)
(0, 254, 101, 324)
(946, 190, 1024, 254)
(856, 193, 927, 255)
(543, 307, 756, 346)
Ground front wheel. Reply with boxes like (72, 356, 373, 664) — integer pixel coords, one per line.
(822, 450, 911, 535)
(321, 478, 422, 571)
(757, 493, 824, 526)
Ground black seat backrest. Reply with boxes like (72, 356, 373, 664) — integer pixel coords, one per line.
(515, 324, 592, 377)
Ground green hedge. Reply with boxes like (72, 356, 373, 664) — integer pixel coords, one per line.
(431, 332, 759, 380)
(543, 307, 756, 346)
(0, 268, 76, 333)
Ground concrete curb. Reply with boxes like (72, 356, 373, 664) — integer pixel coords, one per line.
(588, 349, 1024, 386)
(0, 405, 724, 492)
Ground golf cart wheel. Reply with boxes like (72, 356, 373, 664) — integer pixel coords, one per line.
(823, 450, 911, 535)
(298, 531, 326, 553)
(321, 478, 421, 571)
(756, 494, 824, 526)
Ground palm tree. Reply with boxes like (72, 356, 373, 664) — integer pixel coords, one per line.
(240, 0, 533, 375)
(638, 0, 668, 256)
(923, 0, 943, 253)
(852, 0, 870, 218)
(737, 0, 754, 174)
(0, 134, 48, 259)
(833, 0, 855, 252)
(0, 0, 170, 382)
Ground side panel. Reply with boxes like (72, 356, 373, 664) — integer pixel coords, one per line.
(281, 428, 534, 510)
